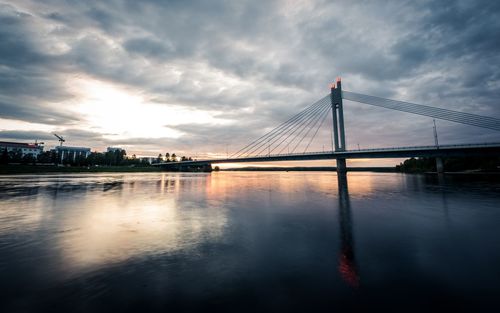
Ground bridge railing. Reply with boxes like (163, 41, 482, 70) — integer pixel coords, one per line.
(208, 142, 500, 160)
(160, 142, 500, 164)
(338, 142, 500, 153)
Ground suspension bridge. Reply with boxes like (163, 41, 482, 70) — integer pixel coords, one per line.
(157, 78, 500, 172)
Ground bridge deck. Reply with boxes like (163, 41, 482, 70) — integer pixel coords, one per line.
(154, 142, 500, 167)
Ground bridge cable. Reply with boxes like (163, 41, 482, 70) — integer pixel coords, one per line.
(231, 96, 326, 158)
(245, 98, 330, 157)
(286, 105, 331, 154)
(303, 107, 331, 153)
(343, 91, 500, 128)
(243, 98, 329, 157)
(231, 96, 327, 158)
(251, 100, 329, 155)
(289, 104, 332, 153)
(269, 103, 331, 155)
(343, 91, 500, 131)
(272, 103, 331, 155)
(254, 103, 328, 154)
(232, 95, 329, 158)
(344, 92, 500, 128)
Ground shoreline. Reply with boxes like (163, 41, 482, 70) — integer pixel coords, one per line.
(0, 164, 163, 175)
(2, 164, 499, 176)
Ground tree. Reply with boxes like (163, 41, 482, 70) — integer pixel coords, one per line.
(156, 153, 163, 164)
(37, 151, 52, 164)
(165, 152, 170, 162)
(22, 154, 36, 164)
(50, 150, 58, 164)
(74, 154, 86, 166)
(171, 153, 177, 162)
(396, 157, 435, 173)
(104, 151, 114, 165)
(9, 150, 23, 163)
(86, 152, 95, 165)
(1, 148, 9, 164)
(114, 149, 126, 165)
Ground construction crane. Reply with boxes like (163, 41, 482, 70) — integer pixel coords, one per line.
(53, 133, 65, 146)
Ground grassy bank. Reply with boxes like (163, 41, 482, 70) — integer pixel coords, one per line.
(0, 164, 163, 174)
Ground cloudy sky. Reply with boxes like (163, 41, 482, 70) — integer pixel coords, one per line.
(1, 0, 499, 163)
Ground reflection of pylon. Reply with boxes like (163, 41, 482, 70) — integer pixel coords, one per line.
(337, 172, 359, 288)
(339, 252, 359, 287)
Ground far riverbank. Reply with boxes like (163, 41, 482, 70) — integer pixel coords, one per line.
(0, 164, 163, 175)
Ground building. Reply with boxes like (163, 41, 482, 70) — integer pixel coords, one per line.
(53, 146, 91, 162)
(138, 157, 156, 164)
(0, 141, 44, 157)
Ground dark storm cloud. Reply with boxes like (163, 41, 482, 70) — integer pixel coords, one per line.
(0, 3, 79, 126)
(0, 100, 79, 125)
(123, 37, 174, 60)
(61, 128, 107, 141)
(0, 130, 54, 141)
(169, 123, 261, 151)
(1, 0, 499, 154)
(0, 4, 47, 68)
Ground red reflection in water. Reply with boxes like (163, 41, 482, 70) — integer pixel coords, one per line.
(338, 252, 359, 287)
(337, 173, 359, 288)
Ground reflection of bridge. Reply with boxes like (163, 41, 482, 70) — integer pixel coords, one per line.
(157, 78, 500, 172)
(337, 172, 359, 287)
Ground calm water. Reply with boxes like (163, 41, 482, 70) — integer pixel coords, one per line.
(0, 172, 499, 312)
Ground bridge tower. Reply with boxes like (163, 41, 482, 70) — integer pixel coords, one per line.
(331, 78, 347, 173)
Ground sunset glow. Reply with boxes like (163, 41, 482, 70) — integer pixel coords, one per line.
(70, 78, 232, 141)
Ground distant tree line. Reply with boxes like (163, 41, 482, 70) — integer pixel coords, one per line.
(1, 148, 193, 167)
(154, 152, 192, 164)
(396, 156, 500, 173)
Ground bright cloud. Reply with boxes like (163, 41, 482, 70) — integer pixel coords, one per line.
(70, 77, 232, 140)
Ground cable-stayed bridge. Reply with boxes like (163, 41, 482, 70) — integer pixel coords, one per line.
(157, 78, 500, 172)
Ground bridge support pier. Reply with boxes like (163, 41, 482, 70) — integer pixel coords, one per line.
(331, 78, 346, 152)
(337, 158, 347, 174)
(159, 162, 212, 172)
(331, 78, 347, 174)
(436, 157, 444, 173)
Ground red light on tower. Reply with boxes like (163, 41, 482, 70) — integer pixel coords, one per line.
(331, 77, 342, 89)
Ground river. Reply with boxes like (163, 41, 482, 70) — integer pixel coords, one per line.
(0, 172, 499, 312)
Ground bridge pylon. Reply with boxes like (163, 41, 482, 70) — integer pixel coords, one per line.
(331, 78, 347, 173)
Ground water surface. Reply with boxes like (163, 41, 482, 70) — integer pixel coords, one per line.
(0, 172, 499, 312)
